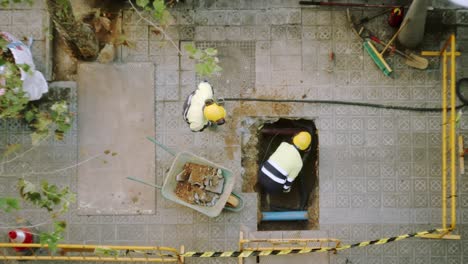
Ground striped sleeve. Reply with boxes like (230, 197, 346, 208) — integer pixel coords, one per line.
(283, 177, 294, 190)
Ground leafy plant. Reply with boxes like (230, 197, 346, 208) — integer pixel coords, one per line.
(0, 35, 74, 144)
(184, 44, 222, 77)
(0, 61, 30, 118)
(0, 197, 20, 212)
(26, 101, 73, 145)
(130, 0, 222, 77)
(39, 221, 66, 253)
(17, 179, 75, 252)
(18, 179, 75, 214)
(136, 0, 172, 25)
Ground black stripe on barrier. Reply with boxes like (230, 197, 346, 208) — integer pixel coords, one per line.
(181, 229, 441, 257)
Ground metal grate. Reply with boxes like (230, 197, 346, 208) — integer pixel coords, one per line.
(195, 41, 256, 98)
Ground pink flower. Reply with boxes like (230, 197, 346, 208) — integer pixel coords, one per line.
(0, 88, 5, 96)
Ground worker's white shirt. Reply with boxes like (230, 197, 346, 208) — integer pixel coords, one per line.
(184, 82, 213, 132)
(268, 142, 303, 181)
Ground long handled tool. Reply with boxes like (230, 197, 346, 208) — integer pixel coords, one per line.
(356, 8, 393, 26)
(347, 8, 393, 76)
(348, 8, 428, 70)
(363, 19, 409, 76)
(380, 19, 409, 55)
(369, 35, 428, 69)
(300, 1, 434, 9)
(300, 1, 407, 8)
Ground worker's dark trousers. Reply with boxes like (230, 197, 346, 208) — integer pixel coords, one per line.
(258, 162, 285, 194)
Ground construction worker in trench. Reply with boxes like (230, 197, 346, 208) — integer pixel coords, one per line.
(258, 131, 312, 194)
(182, 81, 226, 132)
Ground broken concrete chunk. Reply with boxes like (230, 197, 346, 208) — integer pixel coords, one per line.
(204, 177, 224, 194)
(186, 163, 214, 185)
(174, 162, 225, 207)
(176, 170, 188, 181)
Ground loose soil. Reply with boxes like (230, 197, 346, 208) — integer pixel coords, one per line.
(175, 181, 196, 204)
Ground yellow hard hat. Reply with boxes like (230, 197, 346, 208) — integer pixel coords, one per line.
(203, 103, 226, 123)
(292, 131, 312, 151)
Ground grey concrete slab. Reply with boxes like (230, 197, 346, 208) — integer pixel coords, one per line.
(77, 63, 155, 215)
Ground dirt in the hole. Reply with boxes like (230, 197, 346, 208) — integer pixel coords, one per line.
(224, 98, 292, 160)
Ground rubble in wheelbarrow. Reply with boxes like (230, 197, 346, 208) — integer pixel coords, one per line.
(174, 163, 224, 207)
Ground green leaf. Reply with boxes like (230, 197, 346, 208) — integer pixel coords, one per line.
(55, 221, 66, 231)
(6, 198, 20, 211)
(205, 48, 217, 56)
(95, 247, 121, 256)
(21, 179, 37, 194)
(0, 197, 20, 212)
(24, 110, 35, 122)
(195, 63, 212, 77)
(152, 0, 166, 20)
(184, 44, 196, 54)
(33, 112, 52, 131)
(192, 50, 203, 60)
(17, 64, 32, 75)
(136, 0, 149, 8)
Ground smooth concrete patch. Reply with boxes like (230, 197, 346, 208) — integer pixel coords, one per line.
(77, 63, 155, 215)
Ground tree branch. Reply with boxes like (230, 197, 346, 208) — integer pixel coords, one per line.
(128, 0, 182, 56)
(0, 153, 103, 178)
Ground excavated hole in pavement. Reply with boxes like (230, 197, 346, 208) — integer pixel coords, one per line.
(241, 118, 319, 231)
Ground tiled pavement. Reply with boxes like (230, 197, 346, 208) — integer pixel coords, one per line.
(2, 1, 468, 264)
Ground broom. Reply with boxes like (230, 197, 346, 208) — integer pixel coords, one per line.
(364, 19, 409, 76)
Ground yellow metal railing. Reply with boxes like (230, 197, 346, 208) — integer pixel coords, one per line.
(237, 231, 341, 264)
(0, 243, 182, 262)
(421, 34, 461, 239)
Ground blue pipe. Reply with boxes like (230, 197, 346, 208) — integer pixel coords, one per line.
(261, 211, 308, 221)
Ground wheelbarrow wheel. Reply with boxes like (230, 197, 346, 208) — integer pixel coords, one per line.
(224, 192, 244, 212)
(226, 194, 240, 208)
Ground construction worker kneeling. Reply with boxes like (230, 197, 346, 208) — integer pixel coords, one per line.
(182, 81, 226, 132)
(258, 131, 312, 194)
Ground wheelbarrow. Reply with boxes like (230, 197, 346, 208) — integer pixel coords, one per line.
(127, 137, 243, 218)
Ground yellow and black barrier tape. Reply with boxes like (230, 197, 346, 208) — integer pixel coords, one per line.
(182, 229, 445, 258)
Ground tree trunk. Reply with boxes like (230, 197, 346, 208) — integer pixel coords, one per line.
(47, 0, 99, 60)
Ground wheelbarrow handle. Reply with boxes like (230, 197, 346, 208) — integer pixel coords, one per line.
(126, 176, 163, 189)
(146, 136, 176, 156)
